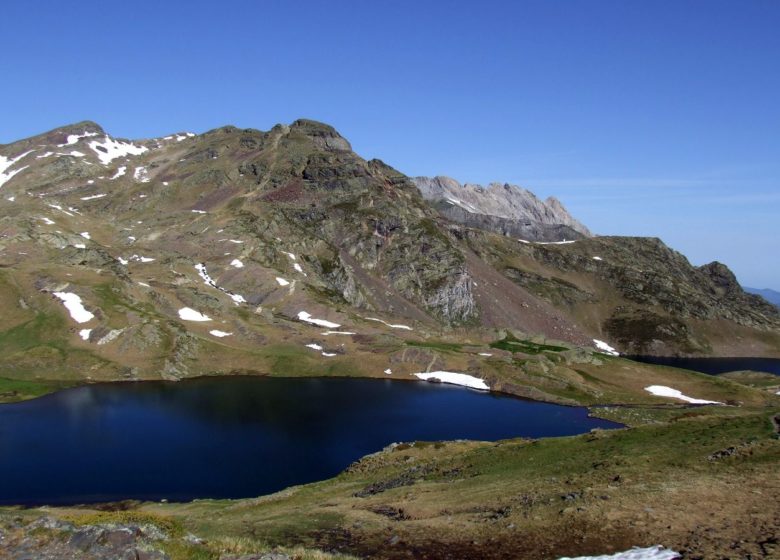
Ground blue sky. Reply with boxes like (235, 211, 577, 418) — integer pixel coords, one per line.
(2, 1, 778, 288)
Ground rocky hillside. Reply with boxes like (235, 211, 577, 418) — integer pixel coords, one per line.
(0, 119, 778, 388)
(413, 175, 591, 241)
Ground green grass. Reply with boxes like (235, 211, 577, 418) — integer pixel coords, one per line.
(405, 340, 464, 352)
(260, 344, 363, 377)
(0, 312, 67, 354)
(490, 333, 568, 354)
(0, 377, 72, 402)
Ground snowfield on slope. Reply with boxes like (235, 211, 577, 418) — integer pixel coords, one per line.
(88, 137, 148, 164)
(53, 292, 94, 323)
(297, 311, 340, 328)
(593, 339, 619, 356)
(559, 545, 680, 560)
(414, 371, 489, 390)
(0, 150, 34, 188)
(178, 307, 212, 322)
(644, 385, 723, 405)
(366, 317, 413, 330)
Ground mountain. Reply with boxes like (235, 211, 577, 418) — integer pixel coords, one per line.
(413, 175, 591, 241)
(745, 287, 780, 307)
(0, 119, 778, 390)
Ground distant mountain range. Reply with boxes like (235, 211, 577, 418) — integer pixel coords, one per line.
(745, 287, 780, 307)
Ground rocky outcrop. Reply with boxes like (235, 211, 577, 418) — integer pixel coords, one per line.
(413, 175, 591, 239)
(429, 199, 586, 242)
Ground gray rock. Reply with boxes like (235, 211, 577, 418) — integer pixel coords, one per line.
(413, 176, 591, 239)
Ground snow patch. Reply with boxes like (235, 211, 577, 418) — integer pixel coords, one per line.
(593, 256, 603, 261)
(195, 263, 246, 305)
(293, 262, 306, 275)
(322, 331, 355, 336)
(322, 352, 337, 357)
(79, 329, 92, 341)
(191, 209, 207, 214)
(59, 131, 98, 146)
(80, 232, 91, 240)
(0, 165, 29, 187)
(365, 317, 413, 330)
(282, 251, 296, 260)
(275, 277, 290, 286)
(644, 385, 723, 405)
(0, 150, 34, 187)
(53, 292, 94, 323)
(558, 545, 680, 560)
(129, 255, 155, 263)
(110, 166, 127, 179)
(210, 330, 233, 337)
(47, 203, 74, 216)
(384, 368, 392, 375)
(230, 259, 244, 268)
(593, 339, 619, 356)
(133, 166, 150, 183)
(297, 311, 341, 329)
(228, 239, 244, 244)
(445, 196, 479, 213)
(39, 217, 55, 225)
(88, 137, 148, 165)
(80, 193, 107, 201)
(478, 353, 493, 357)
(414, 371, 489, 391)
(305, 343, 323, 351)
(178, 307, 212, 322)
(196, 263, 218, 288)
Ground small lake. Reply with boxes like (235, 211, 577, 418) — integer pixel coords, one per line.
(628, 356, 780, 376)
(0, 376, 618, 506)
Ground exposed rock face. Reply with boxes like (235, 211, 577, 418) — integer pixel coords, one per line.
(413, 175, 591, 240)
(428, 199, 585, 242)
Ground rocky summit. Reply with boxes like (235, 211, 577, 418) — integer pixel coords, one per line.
(413, 175, 592, 241)
(0, 119, 778, 388)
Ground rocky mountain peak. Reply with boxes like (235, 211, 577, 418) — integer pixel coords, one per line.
(699, 261, 741, 296)
(412, 175, 591, 240)
(289, 119, 351, 152)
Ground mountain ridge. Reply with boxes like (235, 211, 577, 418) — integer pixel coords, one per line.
(0, 119, 778, 393)
(413, 175, 591, 241)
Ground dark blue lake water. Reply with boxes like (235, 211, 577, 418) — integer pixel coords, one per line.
(0, 376, 619, 506)
(628, 356, 780, 376)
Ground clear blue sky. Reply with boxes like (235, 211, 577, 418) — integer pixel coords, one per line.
(2, 1, 778, 288)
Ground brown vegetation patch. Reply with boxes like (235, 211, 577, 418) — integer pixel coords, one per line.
(262, 179, 305, 203)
